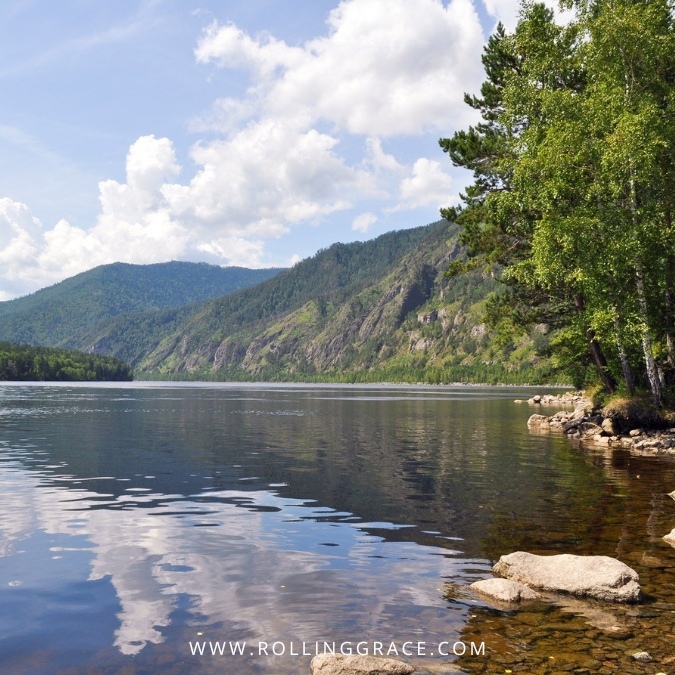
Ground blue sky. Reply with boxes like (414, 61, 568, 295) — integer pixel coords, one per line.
(0, 0, 522, 299)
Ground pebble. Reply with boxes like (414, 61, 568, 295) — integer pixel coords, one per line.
(631, 651, 653, 662)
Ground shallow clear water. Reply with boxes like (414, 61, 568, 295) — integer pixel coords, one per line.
(1, 383, 675, 674)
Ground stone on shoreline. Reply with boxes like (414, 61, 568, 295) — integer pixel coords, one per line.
(527, 414, 550, 428)
(493, 552, 642, 603)
(548, 411, 574, 428)
(669, 491, 675, 501)
(310, 654, 416, 675)
(578, 421, 603, 438)
(563, 417, 584, 433)
(525, 392, 585, 406)
(470, 577, 539, 604)
(573, 402, 593, 417)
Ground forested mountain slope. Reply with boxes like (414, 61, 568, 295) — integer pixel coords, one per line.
(67, 224, 437, 365)
(69, 222, 555, 383)
(0, 262, 283, 347)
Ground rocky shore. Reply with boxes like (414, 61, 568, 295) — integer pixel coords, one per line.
(516, 391, 588, 407)
(526, 393, 675, 455)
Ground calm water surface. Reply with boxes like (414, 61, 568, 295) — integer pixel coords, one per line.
(1, 383, 675, 675)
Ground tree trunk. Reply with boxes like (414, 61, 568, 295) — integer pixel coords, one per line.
(665, 207, 675, 366)
(614, 315, 635, 395)
(635, 259, 662, 405)
(629, 171, 661, 405)
(574, 295, 616, 393)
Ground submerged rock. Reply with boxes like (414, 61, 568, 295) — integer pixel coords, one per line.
(310, 654, 416, 675)
(493, 552, 641, 603)
(632, 651, 653, 663)
(554, 596, 629, 633)
(663, 528, 675, 546)
(470, 578, 539, 605)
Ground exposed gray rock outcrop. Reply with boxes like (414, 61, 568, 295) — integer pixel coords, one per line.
(493, 552, 641, 603)
(310, 654, 416, 675)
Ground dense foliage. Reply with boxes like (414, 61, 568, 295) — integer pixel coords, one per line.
(0, 261, 283, 347)
(0, 342, 133, 381)
(441, 0, 675, 403)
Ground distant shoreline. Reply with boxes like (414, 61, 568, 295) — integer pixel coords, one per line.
(0, 379, 570, 390)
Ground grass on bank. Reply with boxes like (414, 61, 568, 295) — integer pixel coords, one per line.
(586, 384, 675, 430)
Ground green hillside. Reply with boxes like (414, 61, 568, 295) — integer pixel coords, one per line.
(0, 261, 283, 347)
(67, 222, 560, 384)
(0, 342, 132, 381)
(67, 223, 438, 364)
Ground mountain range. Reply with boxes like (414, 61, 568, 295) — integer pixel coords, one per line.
(0, 222, 557, 384)
(0, 262, 282, 347)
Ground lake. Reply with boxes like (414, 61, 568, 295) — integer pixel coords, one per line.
(1, 383, 675, 674)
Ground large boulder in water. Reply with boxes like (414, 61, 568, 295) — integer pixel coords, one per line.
(310, 654, 416, 675)
(493, 552, 641, 603)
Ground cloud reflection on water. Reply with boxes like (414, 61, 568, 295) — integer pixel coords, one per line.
(0, 459, 464, 658)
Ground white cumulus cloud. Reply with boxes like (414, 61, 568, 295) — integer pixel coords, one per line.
(196, 0, 484, 137)
(165, 119, 359, 236)
(196, 237, 265, 267)
(352, 212, 378, 233)
(389, 158, 454, 212)
(483, 0, 576, 32)
(0, 198, 42, 299)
